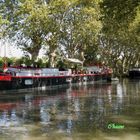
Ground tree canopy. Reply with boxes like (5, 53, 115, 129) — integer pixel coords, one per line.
(0, 0, 139, 75)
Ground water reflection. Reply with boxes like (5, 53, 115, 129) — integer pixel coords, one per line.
(0, 79, 139, 140)
(0, 109, 20, 127)
(40, 106, 50, 124)
(66, 114, 73, 134)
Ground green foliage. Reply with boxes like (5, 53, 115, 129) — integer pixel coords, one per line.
(14, 0, 49, 60)
(0, 15, 9, 38)
(58, 0, 102, 61)
(99, 0, 140, 76)
(0, 0, 139, 75)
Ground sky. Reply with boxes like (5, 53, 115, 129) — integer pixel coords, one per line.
(0, 40, 45, 58)
(0, 40, 23, 58)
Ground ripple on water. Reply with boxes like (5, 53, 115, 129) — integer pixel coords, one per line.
(0, 79, 140, 140)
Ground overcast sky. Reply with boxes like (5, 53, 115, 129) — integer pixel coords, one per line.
(0, 40, 46, 58)
(0, 40, 23, 58)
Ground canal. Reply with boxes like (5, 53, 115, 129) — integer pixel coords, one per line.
(0, 79, 140, 140)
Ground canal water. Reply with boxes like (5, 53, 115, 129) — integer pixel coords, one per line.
(0, 79, 140, 140)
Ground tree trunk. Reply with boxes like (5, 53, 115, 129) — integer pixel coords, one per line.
(48, 50, 56, 67)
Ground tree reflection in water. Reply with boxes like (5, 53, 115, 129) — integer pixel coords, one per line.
(0, 79, 139, 140)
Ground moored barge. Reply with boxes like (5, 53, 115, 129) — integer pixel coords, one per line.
(129, 68, 140, 79)
(0, 66, 112, 90)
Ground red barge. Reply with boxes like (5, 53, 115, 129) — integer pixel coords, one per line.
(0, 66, 112, 90)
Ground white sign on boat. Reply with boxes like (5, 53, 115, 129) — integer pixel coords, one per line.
(25, 79, 33, 85)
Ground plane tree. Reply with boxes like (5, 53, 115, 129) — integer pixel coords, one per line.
(59, 0, 102, 64)
(99, 0, 140, 76)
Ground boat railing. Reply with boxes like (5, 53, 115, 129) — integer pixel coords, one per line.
(129, 68, 140, 71)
